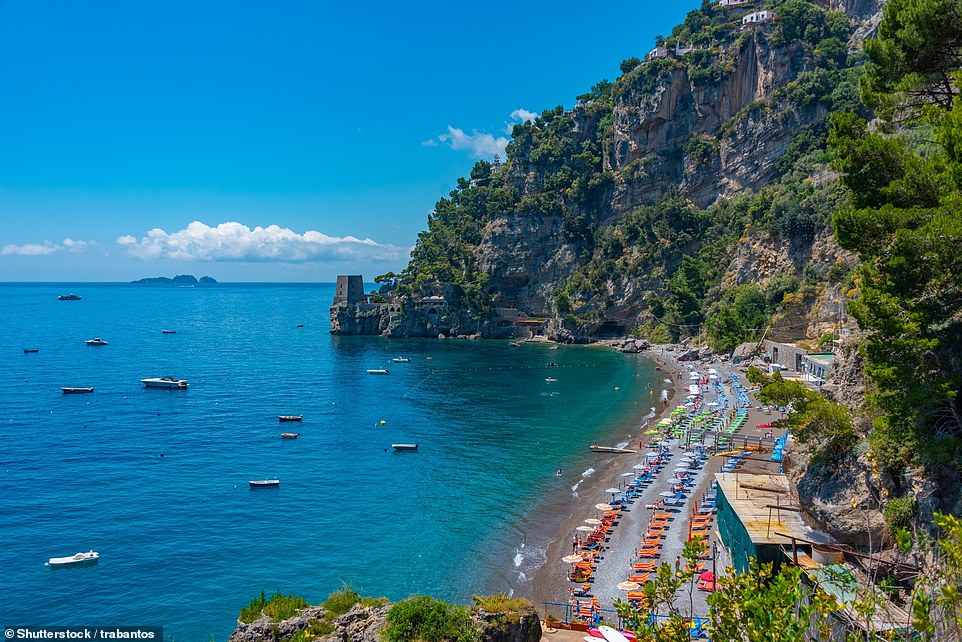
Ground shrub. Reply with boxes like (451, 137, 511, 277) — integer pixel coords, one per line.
(382, 595, 479, 642)
(884, 497, 916, 537)
(238, 590, 310, 624)
(322, 585, 360, 617)
(471, 593, 532, 614)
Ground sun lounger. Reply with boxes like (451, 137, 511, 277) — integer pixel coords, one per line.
(632, 561, 656, 571)
(628, 572, 650, 583)
(652, 511, 673, 520)
(637, 546, 659, 558)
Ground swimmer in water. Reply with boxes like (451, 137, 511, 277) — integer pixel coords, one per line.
(556, 468, 562, 476)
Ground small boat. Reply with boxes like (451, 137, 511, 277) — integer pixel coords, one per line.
(391, 443, 418, 451)
(545, 377, 558, 383)
(46, 550, 98, 566)
(249, 479, 280, 488)
(23, 348, 39, 353)
(85, 338, 108, 346)
(161, 329, 177, 334)
(62, 387, 94, 394)
(141, 377, 188, 389)
(367, 369, 389, 375)
(57, 293, 82, 301)
(391, 357, 411, 363)
(280, 433, 299, 439)
(589, 445, 638, 454)
(295, 324, 304, 328)
(509, 341, 522, 347)
(279, 415, 302, 422)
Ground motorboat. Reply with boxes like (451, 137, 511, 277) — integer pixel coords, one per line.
(161, 329, 176, 334)
(391, 357, 411, 363)
(366, 369, 389, 375)
(57, 294, 82, 301)
(23, 348, 39, 353)
(249, 479, 280, 488)
(46, 550, 98, 566)
(278, 415, 302, 422)
(141, 377, 189, 389)
(391, 443, 418, 451)
(85, 338, 108, 346)
(280, 433, 299, 439)
(545, 377, 558, 382)
(62, 387, 94, 394)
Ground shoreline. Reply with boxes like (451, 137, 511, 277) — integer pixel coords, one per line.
(521, 346, 690, 609)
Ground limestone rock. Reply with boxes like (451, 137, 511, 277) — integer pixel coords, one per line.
(228, 607, 327, 642)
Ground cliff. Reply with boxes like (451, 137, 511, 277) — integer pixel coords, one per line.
(335, 0, 883, 349)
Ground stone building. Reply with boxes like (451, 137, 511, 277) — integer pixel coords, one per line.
(333, 275, 366, 306)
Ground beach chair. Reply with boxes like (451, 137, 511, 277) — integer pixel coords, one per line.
(632, 561, 656, 572)
(644, 528, 665, 539)
(649, 518, 669, 528)
(628, 572, 650, 583)
(652, 511, 673, 520)
(637, 546, 659, 558)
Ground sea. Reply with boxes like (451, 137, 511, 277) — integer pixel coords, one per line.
(0, 282, 660, 640)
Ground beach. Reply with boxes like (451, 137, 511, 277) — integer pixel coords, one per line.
(528, 346, 780, 624)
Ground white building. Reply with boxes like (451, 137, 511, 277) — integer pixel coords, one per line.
(742, 10, 778, 27)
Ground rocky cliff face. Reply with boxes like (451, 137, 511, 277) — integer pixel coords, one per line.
(334, 1, 884, 342)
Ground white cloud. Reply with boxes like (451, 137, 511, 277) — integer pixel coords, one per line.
(510, 108, 538, 123)
(431, 108, 539, 158)
(439, 126, 509, 159)
(1, 238, 93, 256)
(116, 221, 407, 264)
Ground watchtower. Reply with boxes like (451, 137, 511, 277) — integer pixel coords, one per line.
(334, 275, 365, 305)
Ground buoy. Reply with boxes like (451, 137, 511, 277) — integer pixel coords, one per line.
(380, 420, 386, 425)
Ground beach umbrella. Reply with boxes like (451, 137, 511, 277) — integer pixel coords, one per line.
(585, 518, 603, 525)
(644, 429, 660, 435)
(633, 463, 647, 470)
(699, 571, 715, 582)
(646, 451, 659, 458)
(576, 525, 595, 532)
(595, 503, 614, 511)
(659, 491, 677, 498)
(562, 554, 584, 564)
(689, 372, 700, 380)
(673, 467, 691, 474)
(621, 472, 636, 477)
(605, 487, 620, 494)
(616, 581, 640, 591)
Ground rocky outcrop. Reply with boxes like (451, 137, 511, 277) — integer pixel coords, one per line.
(228, 601, 540, 642)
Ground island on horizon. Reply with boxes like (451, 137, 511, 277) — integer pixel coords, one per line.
(130, 274, 217, 286)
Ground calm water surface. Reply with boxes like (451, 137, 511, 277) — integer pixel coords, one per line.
(0, 283, 657, 640)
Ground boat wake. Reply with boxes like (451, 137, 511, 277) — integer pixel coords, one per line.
(571, 467, 596, 494)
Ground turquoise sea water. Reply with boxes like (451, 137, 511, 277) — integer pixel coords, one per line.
(0, 283, 657, 640)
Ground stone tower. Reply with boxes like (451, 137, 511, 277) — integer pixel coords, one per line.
(333, 275, 365, 305)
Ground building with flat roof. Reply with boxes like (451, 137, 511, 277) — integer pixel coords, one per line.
(714, 472, 814, 573)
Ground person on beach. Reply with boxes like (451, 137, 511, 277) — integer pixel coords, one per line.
(675, 555, 681, 574)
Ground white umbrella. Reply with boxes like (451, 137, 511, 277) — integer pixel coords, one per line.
(621, 472, 636, 477)
(659, 491, 677, 498)
(689, 372, 701, 380)
(634, 463, 648, 469)
(585, 518, 603, 525)
(616, 581, 640, 591)
(595, 503, 614, 511)
(605, 487, 620, 494)
(576, 526, 595, 533)
(674, 467, 691, 473)
(562, 554, 584, 564)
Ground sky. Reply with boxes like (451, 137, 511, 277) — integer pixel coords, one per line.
(0, 0, 701, 282)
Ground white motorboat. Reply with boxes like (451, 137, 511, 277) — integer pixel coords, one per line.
(391, 443, 418, 451)
(46, 550, 98, 566)
(61, 387, 94, 394)
(57, 293, 82, 301)
(85, 338, 108, 346)
(249, 479, 280, 488)
(391, 357, 411, 363)
(141, 377, 189, 389)
(366, 369, 389, 375)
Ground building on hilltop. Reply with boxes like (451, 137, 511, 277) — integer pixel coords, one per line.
(333, 275, 366, 306)
(717, 0, 751, 6)
(741, 10, 778, 28)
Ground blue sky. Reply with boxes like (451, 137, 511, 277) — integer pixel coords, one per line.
(0, 0, 700, 282)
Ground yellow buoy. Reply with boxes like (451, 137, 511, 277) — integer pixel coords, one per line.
(380, 420, 387, 425)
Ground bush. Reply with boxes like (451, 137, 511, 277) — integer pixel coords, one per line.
(382, 595, 479, 642)
(471, 593, 532, 614)
(884, 497, 916, 537)
(238, 590, 310, 624)
(322, 585, 360, 617)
